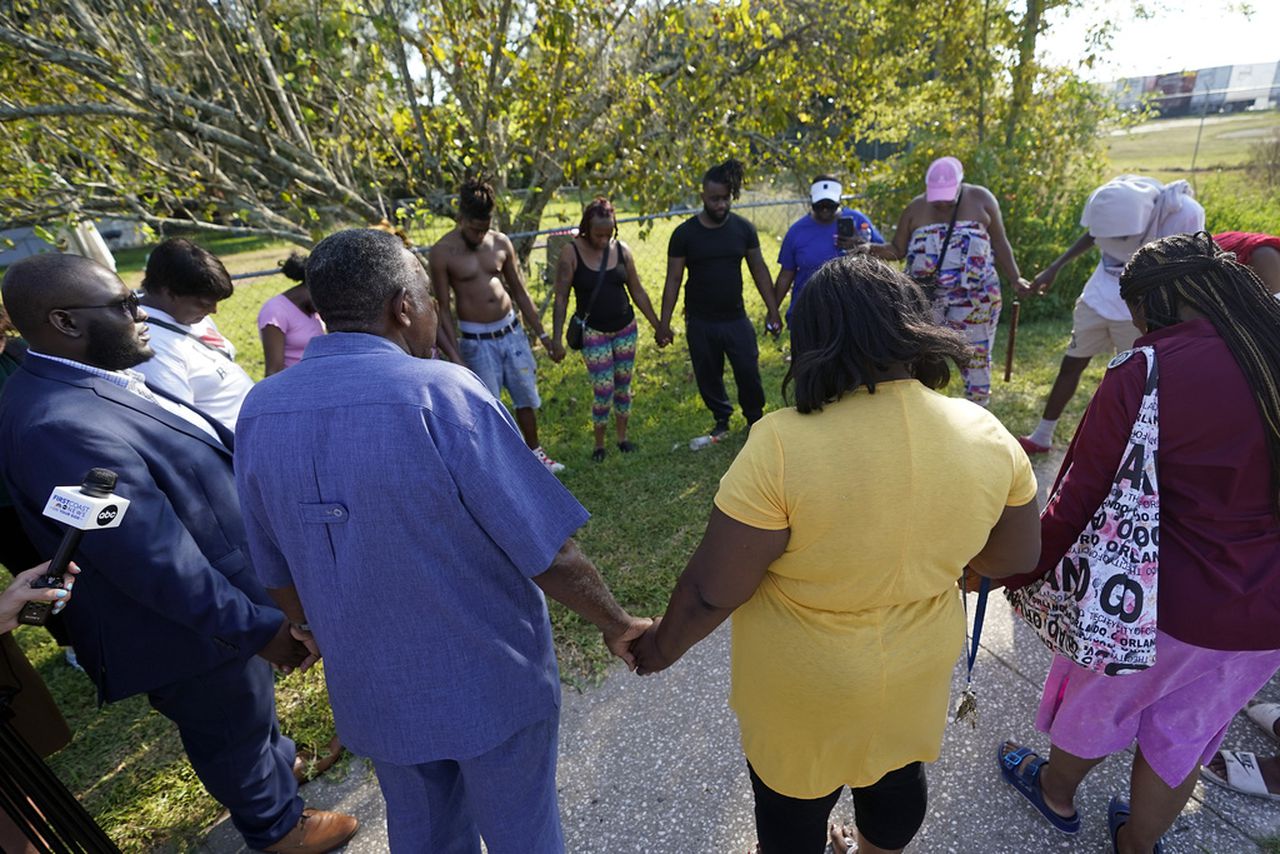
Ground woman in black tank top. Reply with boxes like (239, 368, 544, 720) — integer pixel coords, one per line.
(551, 198, 662, 462)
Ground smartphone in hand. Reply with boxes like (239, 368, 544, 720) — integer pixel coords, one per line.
(837, 216, 856, 239)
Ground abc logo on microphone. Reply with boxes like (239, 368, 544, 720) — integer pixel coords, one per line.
(97, 505, 119, 526)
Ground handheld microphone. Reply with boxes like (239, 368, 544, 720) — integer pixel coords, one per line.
(18, 468, 129, 627)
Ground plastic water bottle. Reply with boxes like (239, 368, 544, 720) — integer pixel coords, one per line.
(689, 435, 718, 451)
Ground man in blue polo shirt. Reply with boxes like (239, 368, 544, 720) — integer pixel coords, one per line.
(234, 228, 650, 853)
(774, 175, 884, 323)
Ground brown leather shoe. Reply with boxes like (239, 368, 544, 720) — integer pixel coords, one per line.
(292, 736, 345, 785)
(261, 808, 358, 853)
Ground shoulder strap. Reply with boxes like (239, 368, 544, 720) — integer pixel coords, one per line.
(937, 186, 964, 264)
(146, 318, 235, 363)
(578, 241, 611, 323)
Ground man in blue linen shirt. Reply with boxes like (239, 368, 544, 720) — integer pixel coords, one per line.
(234, 228, 650, 854)
(773, 175, 884, 323)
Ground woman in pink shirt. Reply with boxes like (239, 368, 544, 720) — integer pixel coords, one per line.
(258, 252, 324, 375)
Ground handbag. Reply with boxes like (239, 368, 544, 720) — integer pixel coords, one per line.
(913, 187, 964, 299)
(566, 241, 612, 351)
(1007, 346, 1160, 676)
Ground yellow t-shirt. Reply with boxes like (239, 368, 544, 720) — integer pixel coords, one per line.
(715, 380, 1037, 798)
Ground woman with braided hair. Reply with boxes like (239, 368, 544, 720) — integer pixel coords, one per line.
(998, 232, 1280, 854)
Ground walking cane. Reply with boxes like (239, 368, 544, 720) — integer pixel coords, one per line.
(1003, 299, 1020, 382)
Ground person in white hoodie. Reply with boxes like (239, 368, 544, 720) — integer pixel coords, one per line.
(1018, 176, 1204, 455)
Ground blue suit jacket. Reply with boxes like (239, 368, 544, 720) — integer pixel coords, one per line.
(0, 356, 282, 702)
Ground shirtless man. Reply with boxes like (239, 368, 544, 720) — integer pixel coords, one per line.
(430, 178, 565, 473)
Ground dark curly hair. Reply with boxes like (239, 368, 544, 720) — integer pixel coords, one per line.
(784, 255, 972, 414)
(280, 251, 307, 283)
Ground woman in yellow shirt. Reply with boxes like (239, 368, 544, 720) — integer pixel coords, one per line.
(633, 256, 1042, 853)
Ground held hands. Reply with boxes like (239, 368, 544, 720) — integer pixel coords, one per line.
(655, 323, 675, 348)
(631, 617, 675, 676)
(260, 618, 315, 675)
(959, 569, 1006, 594)
(764, 310, 783, 338)
(1028, 268, 1057, 295)
(835, 235, 870, 254)
(290, 623, 322, 673)
(602, 614, 653, 672)
(548, 339, 566, 363)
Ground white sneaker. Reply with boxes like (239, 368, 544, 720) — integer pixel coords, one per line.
(533, 446, 565, 474)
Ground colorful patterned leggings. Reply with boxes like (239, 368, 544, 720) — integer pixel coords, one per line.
(582, 319, 638, 425)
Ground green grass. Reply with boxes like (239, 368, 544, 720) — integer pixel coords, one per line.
(1105, 110, 1280, 181)
(10, 220, 1099, 847)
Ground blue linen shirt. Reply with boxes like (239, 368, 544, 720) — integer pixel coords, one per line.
(234, 332, 589, 764)
(777, 209, 884, 320)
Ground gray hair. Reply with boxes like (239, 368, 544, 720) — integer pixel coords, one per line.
(306, 229, 423, 331)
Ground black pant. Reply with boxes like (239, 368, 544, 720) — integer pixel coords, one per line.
(748, 761, 927, 853)
(686, 314, 765, 427)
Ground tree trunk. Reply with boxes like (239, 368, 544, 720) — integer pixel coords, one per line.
(1004, 0, 1043, 148)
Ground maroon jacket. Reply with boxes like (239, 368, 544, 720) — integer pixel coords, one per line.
(1006, 318, 1280, 651)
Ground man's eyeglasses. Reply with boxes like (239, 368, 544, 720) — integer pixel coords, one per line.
(812, 201, 839, 211)
(57, 293, 142, 320)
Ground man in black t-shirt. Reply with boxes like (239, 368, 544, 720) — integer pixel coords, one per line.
(658, 159, 782, 439)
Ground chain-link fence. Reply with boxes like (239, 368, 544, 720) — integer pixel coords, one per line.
(197, 194, 828, 380)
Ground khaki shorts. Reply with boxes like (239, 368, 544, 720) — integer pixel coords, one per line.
(1066, 299, 1139, 359)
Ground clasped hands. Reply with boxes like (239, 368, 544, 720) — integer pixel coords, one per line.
(260, 618, 322, 676)
(602, 615, 675, 676)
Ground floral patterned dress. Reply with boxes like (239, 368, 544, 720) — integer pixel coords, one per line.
(905, 221, 1002, 406)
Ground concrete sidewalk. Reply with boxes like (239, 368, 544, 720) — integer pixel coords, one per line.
(198, 450, 1280, 853)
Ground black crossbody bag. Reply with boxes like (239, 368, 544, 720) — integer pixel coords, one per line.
(566, 241, 612, 351)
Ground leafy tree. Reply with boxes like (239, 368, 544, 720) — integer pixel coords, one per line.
(0, 0, 404, 244)
(1, 0, 1121, 276)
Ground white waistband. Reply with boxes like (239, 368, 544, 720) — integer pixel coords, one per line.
(458, 309, 517, 335)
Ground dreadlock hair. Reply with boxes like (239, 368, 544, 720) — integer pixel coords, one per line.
(577, 197, 618, 240)
(1120, 230, 1280, 513)
(783, 254, 972, 414)
(703, 158, 746, 199)
(458, 178, 497, 219)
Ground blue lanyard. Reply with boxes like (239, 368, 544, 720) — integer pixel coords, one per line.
(967, 574, 991, 673)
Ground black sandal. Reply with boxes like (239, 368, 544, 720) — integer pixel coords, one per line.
(591, 447, 606, 463)
(616, 440, 637, 453)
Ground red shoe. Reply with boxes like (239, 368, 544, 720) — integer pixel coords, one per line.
(1017, 436, 1050, 455)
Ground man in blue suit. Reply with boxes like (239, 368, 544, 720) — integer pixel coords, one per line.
(0, 253, 357, 853)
